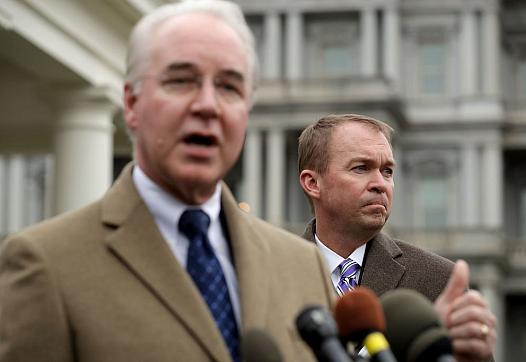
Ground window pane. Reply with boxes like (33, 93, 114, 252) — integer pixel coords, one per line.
(419, 42, 446, 95)
(305, 13, 359, 78)
(323, 46, 352, 76)
(417, 177, 448, 227)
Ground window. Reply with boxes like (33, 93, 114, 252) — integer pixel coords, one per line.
(417, 30, 448, 96)
(305, 13, 359, 78)
(406, 154, 455, 229)
(419, 42, 447, 95)
(416, 176, 448, 228)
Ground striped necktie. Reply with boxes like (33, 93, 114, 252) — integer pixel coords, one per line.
(337, 258, 360, 295)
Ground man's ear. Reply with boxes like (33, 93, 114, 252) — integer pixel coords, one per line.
(123, 83, 139, 131)
(299, 169, 321, 200)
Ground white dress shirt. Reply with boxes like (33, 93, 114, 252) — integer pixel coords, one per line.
(314, 234, 366, 292)
(315, 234, 369, 357)
(132, 166, 241, 326)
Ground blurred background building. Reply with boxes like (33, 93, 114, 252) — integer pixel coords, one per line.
(0, 0, 524, 360)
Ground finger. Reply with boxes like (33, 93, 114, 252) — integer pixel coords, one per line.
(447, 302, 497, 330)
(448, 320, 497, 341)
(450, 290, 487, 312)
(438, 260, 470, 306)
(452, 334, 496, 361)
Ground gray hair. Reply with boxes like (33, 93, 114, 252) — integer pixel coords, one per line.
(126, 0, 258, 94)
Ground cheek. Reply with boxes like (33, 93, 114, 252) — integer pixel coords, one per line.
(224, 109, 248, 145)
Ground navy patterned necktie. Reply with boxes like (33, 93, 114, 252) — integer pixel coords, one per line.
(179, 209, 239, 362)
(336, 258, 360, 295)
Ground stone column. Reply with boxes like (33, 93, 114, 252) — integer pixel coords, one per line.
(242, 128, 263, 217)
(263, 11, 281, 80)
(266, 128, 285, 226)
(461, 143, 478, 227)
(26, 157, 45, 225)
(460, 9, 478, 97)
(361, 5, 378, 77)
(482, 6, 500, 96)
(481, 142, 503, 228)
(383, 5, 400, 89)
(286, 10, 303, 80)
(53, 87, 115, 214)
(6, 155, 25, 234)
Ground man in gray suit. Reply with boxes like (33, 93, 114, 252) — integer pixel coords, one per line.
(298, 113, 496, 362)
(0, 1, 334, 361)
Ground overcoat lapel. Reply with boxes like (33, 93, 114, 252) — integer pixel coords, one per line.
(101, 164, 231, 362)
(302, 219, 406, 297)
(360, 233, 406, 296)
(220, 184, 270, 331)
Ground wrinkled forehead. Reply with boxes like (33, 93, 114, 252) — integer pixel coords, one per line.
(330, 122, 394, 156)
(151, 13, 251, 78)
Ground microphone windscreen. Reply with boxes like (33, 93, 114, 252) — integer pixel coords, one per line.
(333, 287, 385, 343)
(380, 289, 447, 362)
(407, 326, 453, 362)
(242, 328, 283, 362)
(295, 305, 339, 348)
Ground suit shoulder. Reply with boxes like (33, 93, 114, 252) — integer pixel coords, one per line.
(394, 239, 453, 267)
(391, 237, 454, 300)
(2, 201, 103, 251)
(248, 215, 318, 253)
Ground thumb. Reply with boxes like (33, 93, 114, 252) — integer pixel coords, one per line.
(440, 259, 469, 302)
(435, 260, 469, 323)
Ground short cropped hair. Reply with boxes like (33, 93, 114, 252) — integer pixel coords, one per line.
(298, 114, 394, 176)
(126, 0, 258, 94)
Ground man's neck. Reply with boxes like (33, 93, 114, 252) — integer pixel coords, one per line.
(314, 216, 378, 258)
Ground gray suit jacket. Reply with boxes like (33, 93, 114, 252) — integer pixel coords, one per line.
(0, 165, 334, 362)
(302, 219, 453, 302)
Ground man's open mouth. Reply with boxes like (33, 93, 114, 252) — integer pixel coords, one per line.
(184, 134, 217, 147)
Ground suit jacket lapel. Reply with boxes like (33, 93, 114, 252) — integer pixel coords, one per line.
(220, 183, 270, 331)
(302, 218, 406, 297)
(101, 164, 231, 362)
(361, 233, 406, 296)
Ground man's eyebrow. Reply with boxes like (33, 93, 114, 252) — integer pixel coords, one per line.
(163, 62, 196, 73)
(220, 69, 245, 83)
(162, 63, 245, 83)
(348, 156, 397, 167)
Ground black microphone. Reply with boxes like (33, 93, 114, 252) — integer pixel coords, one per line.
(380, 289, 456, 362)
(295, 305, 354, 362)
(334, 287, 397, 362)
(242, 328, 283, 362)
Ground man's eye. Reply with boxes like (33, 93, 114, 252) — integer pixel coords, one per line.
(162, 77, 197, 87)
(383, 168, 394, 177)
(217, 81, 242, 95)
(352, 165, 367, 172)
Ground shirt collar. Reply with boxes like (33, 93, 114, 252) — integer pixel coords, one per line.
(132, 165, 222, 226)
(314, 233, 366, 274)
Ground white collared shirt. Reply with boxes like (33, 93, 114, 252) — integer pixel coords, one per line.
(132, 166, 241, 326)
(314, 234, 367, 292)
(315, 234, 369, 358)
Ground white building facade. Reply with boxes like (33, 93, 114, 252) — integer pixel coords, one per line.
(0, 0, 525, 361)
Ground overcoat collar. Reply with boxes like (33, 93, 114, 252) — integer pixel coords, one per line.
(302, 218, 406, 297)
(101, 163, 271, 362)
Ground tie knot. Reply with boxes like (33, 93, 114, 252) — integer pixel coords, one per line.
(179, 209, 210, 240)
(337, 258, 360, 295)
(338, 258, 360, 278)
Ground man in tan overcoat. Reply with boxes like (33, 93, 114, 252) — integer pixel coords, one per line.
(0, 2, 334, 361)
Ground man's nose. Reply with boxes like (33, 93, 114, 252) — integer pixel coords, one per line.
(190, 80, 221, 119)
(369, 170, 390, 193)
